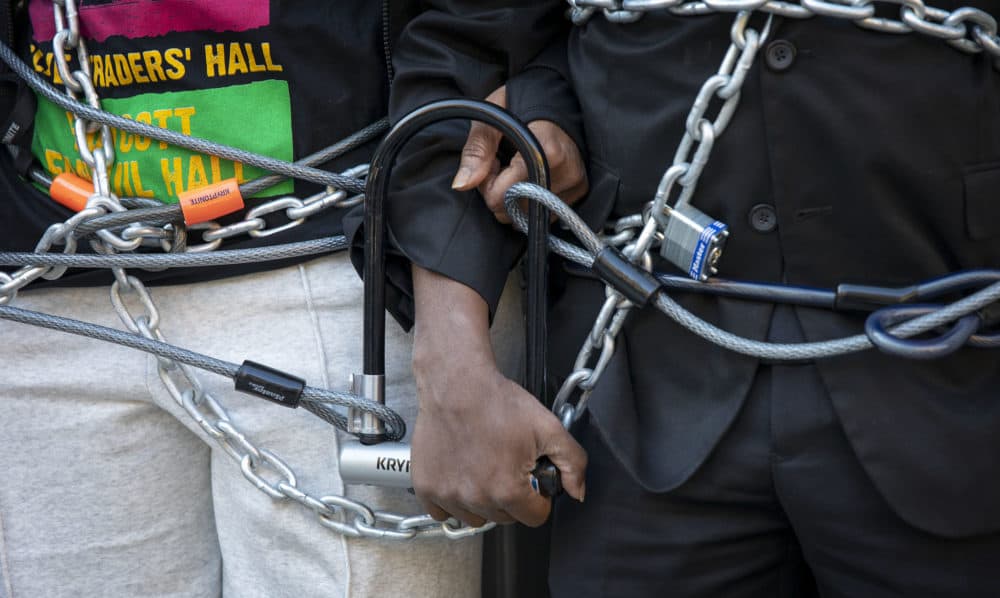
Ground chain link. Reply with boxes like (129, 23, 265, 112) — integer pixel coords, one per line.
(98, 164, 370, 250)
(553, 12, 768, 424)
(567, 0, 1000, 66)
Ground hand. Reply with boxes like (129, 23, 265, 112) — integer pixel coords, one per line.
(411, 362, 587, 527)
(410, 265, 587, 527)
(451, 85, 588, 224)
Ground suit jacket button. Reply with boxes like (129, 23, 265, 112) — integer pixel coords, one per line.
(765, 40, 797, 72)
(749, 203, 778, 233)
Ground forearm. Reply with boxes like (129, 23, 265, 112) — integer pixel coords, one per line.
(411, 264, 497, 408)
(409, 263, 587, 526)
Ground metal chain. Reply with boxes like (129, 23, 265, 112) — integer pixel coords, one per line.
(109, 277, 491, 540)
(92, 163, 371, 254)
(567, 0, 1000, 70)
(0, 3, 492, 541)
(195, 165, 369, 250)
(551, 12, 768, 423)
(553, 1, 1000, 423)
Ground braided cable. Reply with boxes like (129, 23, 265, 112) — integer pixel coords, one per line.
(506, 182, 1000, 360)
(75, 205, 182, 236)
(505, 182, 599, 265)
(0, 236, 348, 269)
(240, 118, 389, 197)
(0, 304, 405, 439)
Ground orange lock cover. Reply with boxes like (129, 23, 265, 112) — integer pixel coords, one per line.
(178, 179, 245, 225)
(49, 172, 94, 212)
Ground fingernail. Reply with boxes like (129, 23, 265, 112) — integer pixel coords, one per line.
(451, 168, 471, 190)
(579, 485, 586, 503)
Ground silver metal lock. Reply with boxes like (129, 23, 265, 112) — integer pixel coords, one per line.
(659, 204, 729, 281)
(347, 373, 387, 444)
(339, 440, 413, 488)
(343, 373, 413, 488)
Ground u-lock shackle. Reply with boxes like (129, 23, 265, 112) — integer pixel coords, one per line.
(338, 99, 564, 497)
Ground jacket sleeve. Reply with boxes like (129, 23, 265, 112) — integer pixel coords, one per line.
(345, 1, 582, 331)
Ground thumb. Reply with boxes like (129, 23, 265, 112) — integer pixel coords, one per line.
(453, 121, 501, 191)
(536, 421, 588, 503)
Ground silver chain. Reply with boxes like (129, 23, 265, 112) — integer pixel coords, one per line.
(192, 165, 369, 251)
(0, 2, 492, 540)
(555, 1, 999, 422)
(109, 276, 491, 540)
(553, 12, 768, 423)
(38, 4, 372, 254)
(77, 164, 370, 253)
(567, 0, 1000, 71)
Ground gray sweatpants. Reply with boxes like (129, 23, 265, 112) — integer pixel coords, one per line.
(0, 253, 522, 598)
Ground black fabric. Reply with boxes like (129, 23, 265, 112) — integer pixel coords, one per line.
(964, 162, 1000, 241)
(0, 1, 36, 175)
(388, 2, 1000, 540)
(550, 307, 1000, 597)
(506, 34, 585, 157)
(550, 389, 816, 598)
(0, 0, 18, 116)
(1, 0, 415, 288)
(0, 78, 36, 174)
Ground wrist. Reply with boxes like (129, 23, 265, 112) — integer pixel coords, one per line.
(411, 264, 500, 407)
(412, 317, 496, 380)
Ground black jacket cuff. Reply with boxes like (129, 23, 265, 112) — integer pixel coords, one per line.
(345, 123, 523, 331)
(506, 35, 585, 155)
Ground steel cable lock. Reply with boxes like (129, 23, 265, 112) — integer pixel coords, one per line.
(336, 99, 565, 497)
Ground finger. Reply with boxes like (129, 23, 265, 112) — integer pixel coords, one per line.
(493, 191, 538, 225)
(527, 120, 589, 204)
(423, 501, 452, 523)
(436, 500, 489, 528)
(483, 154, 530, 216)
(549, 154, 587, 191)
(489, 510, 517, 525)
(492, 210, 512, 225)
(490, 196, 524, 224)
(536, 421, 589, 503)
(519, 197, 530, 222)
(487, 164, 513, 224)
(477, 157, 502, 202)
(453, 122, 502, 191)
(498, 474, 553, 528)
(473, 506, 517, 526)
(434, 497, 515, 525)
(555, 180, 589, 208)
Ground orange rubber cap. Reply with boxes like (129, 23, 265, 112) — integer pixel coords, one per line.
(49, 172, 94, 212)
(178, 178, 245, 225)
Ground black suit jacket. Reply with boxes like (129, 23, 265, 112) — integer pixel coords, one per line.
(381, 1, 1000, 538)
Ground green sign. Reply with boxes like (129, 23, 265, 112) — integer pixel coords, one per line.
(32, 79, 295, 202)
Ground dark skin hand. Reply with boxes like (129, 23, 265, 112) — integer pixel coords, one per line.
(409, 85, 589, 527)
(411, 265, 587, 527)
(451, 85, 589, 223)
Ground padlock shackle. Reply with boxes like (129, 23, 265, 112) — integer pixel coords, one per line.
(364, 99, 551, 401)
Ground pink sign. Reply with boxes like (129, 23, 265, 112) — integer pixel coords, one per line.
(30, 0, 270, 43)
